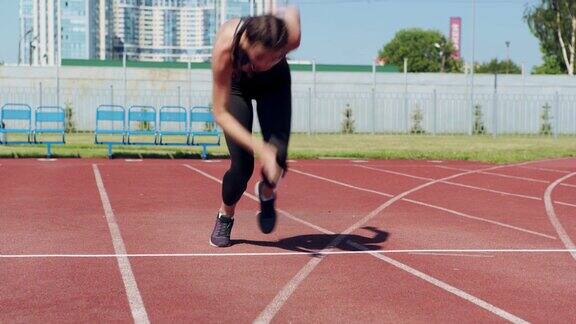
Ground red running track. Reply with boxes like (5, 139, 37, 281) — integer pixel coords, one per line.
(0, 157, 575, 323)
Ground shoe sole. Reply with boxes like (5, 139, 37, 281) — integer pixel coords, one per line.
(209, 238, 230, 248)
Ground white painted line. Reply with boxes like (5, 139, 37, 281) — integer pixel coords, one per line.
(427, 160, 444, 163)
(184, 163, 530, 323)
(438, 165, 576, 189)
(403, 198, 556, 239)
(296, 167, 555, 239)
(358, 164, 431, 181)
(182, 164, 332, 235)
(92, 165, 150, 324)
(253, 256, 324, 324)
(256, 165, 527, 323)
(125, 159, 143, 162)
(519, 165, 571, 174)
(360, 165, 576, 208)
(37, 158, 57, 162)
(359, 165, 542, 200)
(544, 172, 576, 262)
(351, 159, 368, 163)
(346, 242, 528, 324)
(359, 164, 544, 201)
(2, 249, 576, 259)
(201, 159, 221, 163)
(556, 201, 576, 208)
(443, 181, 542, 201)
(407, 252, 494, 258)
(291, 168, 393, 197)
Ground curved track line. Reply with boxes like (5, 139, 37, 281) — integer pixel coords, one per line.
(543, 172, 576, 262)
(293, 168, 555, 239)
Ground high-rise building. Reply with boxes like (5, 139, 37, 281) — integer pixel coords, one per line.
(20, 0, 276, 65)
(109, 0, 219, 61)
(19, 0, 61, 65)
(19, 0, 34, 65)
(60, 0, 100, 59)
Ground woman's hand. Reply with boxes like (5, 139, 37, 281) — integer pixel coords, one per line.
(256, 140, 282, 185)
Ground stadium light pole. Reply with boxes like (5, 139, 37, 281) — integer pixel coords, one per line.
(470, 0, 476, 135)
(505, 41, 511, 74)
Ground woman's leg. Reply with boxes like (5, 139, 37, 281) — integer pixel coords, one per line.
(220, 94, 255, 216)
(256, 67, 292, 195)
(253, 67, 292, 233)
(211, 93, 254, 247)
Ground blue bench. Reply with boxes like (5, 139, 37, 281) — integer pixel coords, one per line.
(0, 104, 65, 158)
(189, 106, 222, 159)
(0, 104, 33, 144)
(34, 106, 66, 143)
(127, 106, 157, 145)
(158, 106, 188, 145)
(95, 105, 221, 159)
(95, 105, 126, 156)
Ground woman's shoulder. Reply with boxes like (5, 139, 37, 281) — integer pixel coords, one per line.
(216, 18, 242, 46)
(212, 19, 242, 70)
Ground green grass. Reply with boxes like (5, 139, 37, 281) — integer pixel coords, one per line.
(0, 132, 574, 164)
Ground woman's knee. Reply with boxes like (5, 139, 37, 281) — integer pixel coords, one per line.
(269, 135, 289, 170)
(231, 157, 255, 182)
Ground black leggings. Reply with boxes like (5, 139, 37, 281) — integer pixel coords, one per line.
(222, 60, 292, 206)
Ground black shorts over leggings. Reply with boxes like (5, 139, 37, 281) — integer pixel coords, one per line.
(222, 59, 291, 206)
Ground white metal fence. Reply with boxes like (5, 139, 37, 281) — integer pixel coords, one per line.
(1, 84, 575, 136)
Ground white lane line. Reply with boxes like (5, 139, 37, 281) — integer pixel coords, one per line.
(437, 165, 576, 189)
(183, 163, 530, 324)
(357, 165, 543, 201)
(291, 168, 393, 197)
(294, 167, 555, 239)
(360, 165, 576, 209)
(346, 241, 528, 324)
(543, 172, 576, 262)
(92, 164, 150, 324)
(182, 164, 332, 235)
(556, 201, 576, 208)
(407, 252, 494, 258)
(254, 164, 531, 323)
(2, 249, 576, 259)
(402, 198, 556, 240)
(436, 165, 550, 183)
(519, 165, 571, 174)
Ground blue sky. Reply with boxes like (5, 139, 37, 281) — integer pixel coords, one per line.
(0, 0, 542, 69)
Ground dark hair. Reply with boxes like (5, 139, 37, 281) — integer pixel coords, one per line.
(243, 15, 288, 50)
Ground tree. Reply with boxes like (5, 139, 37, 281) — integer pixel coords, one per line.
(378, 28, 462, 73)
(532, 53, 565, 74)
(524, 0, 576, 75)
(475, 58, 522, 74)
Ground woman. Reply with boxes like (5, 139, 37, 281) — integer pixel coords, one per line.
(209, 7, 301, 247)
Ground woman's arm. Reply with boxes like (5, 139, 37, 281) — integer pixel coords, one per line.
(271, 6, 301, 52)
(211, 22, 267, 157)
(282, 6, 301, 52)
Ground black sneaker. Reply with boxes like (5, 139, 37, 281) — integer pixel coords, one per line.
(255, 181, 277, 234)
(210, 213, 234, 247)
